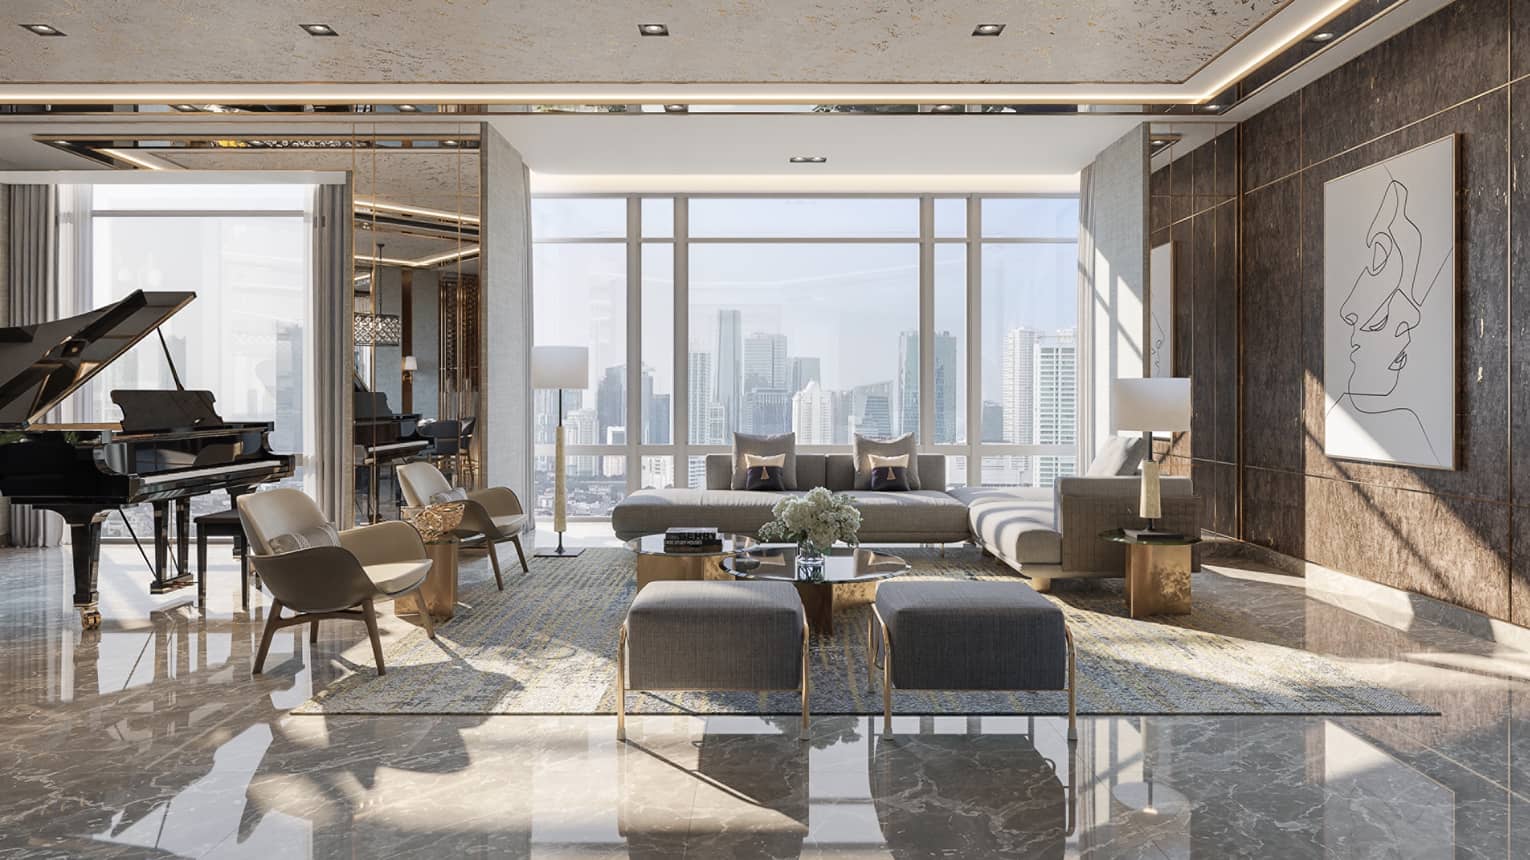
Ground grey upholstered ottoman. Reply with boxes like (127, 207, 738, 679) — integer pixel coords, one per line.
(618, 580, 809, 740)
(869, 581, 1076, 740)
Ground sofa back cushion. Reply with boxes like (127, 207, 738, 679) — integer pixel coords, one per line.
(707, 452, 945, 491)
(1087, 435, 1148, 477)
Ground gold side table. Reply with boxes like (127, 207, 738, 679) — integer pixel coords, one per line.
(398, 537, 460, 621)
(1100, 529, 1199, 619)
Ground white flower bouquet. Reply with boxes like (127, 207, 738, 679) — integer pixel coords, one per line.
(757, 487, 862, 555)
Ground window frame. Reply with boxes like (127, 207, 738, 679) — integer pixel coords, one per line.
(532, 192, 1081, 518)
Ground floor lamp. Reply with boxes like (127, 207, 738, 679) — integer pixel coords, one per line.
(532, 346, 589, 558)
(1111, 377, 1193, 537)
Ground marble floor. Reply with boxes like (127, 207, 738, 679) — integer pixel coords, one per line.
(0, 538, 1527, 859)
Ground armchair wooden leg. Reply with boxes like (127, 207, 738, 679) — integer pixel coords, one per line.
(361, 597, 386, 676)
(486, 540, 505, 591)
(253, 599, 284, 675)
(511, 535, 529, 573)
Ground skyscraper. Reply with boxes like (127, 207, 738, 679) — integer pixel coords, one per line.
(596, 365, 625, 440)
(687, 351, 718, 444)
(792, 381, 836, 444)
(715, 309, 743, 435)
(789, 356, 821, 395)
(850, 381, 894, 440)
(743, 332, 788, 392)
(1001, 328, 1039, 446)
(896, 330, 959, 442)
(1034, 331, 1078, 486)
(646, 393, 670, 444)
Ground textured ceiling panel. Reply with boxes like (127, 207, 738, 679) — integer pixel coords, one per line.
(1, 1, 1289, 85)
(153, 148, 479, 215)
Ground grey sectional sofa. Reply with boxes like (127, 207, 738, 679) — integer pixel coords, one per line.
(613, 454, 970, 544)
(611, 452, 1202, 584)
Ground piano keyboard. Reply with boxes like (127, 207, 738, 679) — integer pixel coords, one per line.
(139, 459, 288, 485)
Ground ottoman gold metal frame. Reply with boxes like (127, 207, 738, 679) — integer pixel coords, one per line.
(616, 622, 813, 742)
(868, 605, 1078, 741)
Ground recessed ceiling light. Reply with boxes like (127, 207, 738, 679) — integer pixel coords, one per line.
(638, 23, 669, 36)
(931, 104, 961, 113)
(1307, 31, 1336, 43)
(1203, 104, 1222, 111)
(663, 104, 687, 113)
(171, 104, 198, 112)
(299, 23, 338, 36)
(789, 156, 827, 164)
(20, 23, 65, 36)
(972, 23, 1005, 37)
(396, 104, 418, 112)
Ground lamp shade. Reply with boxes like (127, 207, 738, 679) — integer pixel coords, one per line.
(402, 355, 418, 372)
(1112, 377, 1192, 433)
(532, 345, 590, 390)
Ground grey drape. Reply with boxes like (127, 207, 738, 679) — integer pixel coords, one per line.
(313, 183, 355, 525)
(5, 185, 65, 547)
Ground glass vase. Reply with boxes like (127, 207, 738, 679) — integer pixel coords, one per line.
(796, 539, 826, 582)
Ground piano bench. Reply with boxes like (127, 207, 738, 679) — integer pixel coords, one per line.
(196, 508, 253, 611)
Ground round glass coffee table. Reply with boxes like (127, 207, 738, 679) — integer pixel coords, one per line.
(626, 533, 755, 592)
(721, 544, 911, 633)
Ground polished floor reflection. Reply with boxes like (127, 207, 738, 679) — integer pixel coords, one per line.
(1, 542, 1527, 858)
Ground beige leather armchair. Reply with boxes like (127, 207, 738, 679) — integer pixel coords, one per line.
(397, 461, 529, 590)
(237, 488, 435, 676)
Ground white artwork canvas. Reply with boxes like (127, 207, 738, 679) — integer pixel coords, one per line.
(1149, 242, 1173, 378)
(1323, 135, 1456, 469)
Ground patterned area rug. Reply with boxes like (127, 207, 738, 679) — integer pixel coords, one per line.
(293, 547, 1434, 717)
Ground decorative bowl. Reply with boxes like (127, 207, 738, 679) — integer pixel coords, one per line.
(404, 502, 466, 543)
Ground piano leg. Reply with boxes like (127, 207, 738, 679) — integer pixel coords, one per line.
(60, 509, 108, 630)
(175, 497, 192, 586)
(148, 500, 195, 594)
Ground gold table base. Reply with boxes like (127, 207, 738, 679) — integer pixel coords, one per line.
(1123, 543, 1192, 619)
(397, 539, 460, 622)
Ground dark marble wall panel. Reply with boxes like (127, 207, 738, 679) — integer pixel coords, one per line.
(1242, 91, 1302, 191)
(1172, 219, 1194, 381)
(1191, 141, 1217, 215)
(1150, 165, 1172, 234)
(1213, 202, 1239, 464)
(1300, 0, 1507, 167)
(1242, 467, 1305, 556)
(1510, 82, 1530, 508)
(1213, 128, 1238, 202)
(1303, 476, 1510, 619)
(1208, 0, 1525, 623)
(1169, 148, 1192, 223)
(1191, 212, 1217, 460)
(1241, 177, 1304, 472)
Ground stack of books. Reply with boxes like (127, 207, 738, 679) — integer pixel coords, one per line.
(664, 526, 723, 553)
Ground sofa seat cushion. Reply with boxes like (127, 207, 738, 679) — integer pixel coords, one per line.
(841, 491, 970, 542)
(612, 489, 796, 540)
(948, 487, 1061, 566)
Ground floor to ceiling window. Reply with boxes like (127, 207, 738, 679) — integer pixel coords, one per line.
(74, 182, 317, 537)
(532, 195, 1080, 518)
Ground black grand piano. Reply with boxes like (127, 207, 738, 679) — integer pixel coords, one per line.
(0, 290, 294, 628)
(353, 378, 427, 521)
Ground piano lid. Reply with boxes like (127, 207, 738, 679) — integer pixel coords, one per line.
(0, 290, 196, 430)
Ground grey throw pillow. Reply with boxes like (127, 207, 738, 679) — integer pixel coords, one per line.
(430, 487, 470, 504)
(853, 433, 921, 490)
(1087, 435, 1147, 476)
(268, 523, 340, 554)
(731, 433, 798, 489)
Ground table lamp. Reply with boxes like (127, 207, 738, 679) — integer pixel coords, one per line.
(532, 346, 589, 558)
(1111, 377, 1192, 537)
